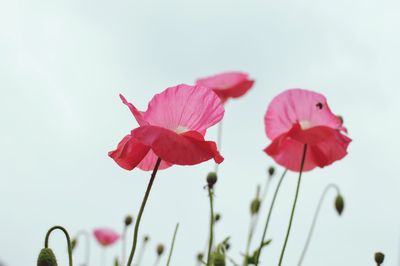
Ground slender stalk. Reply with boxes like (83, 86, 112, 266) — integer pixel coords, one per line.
(214, 121, 223, 173)
(206, 187, 215, 266)
(101, 247, 106, 266)
(45, 225, 73, 266)
(277, 144, 308, 266)
(254, 169, 288, 265)
(135, 237, 149, 266)
(153, 257, 160, 266)
(166, 223, 179, 266)
(127, 158, 162, 266)
(298, 184, 340, 266)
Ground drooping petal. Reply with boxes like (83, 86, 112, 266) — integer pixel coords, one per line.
(142, 84, 224, 133)
(131, 125, 224, 166)
(264, 125, 351, 172)
(119, 94, 149, 126)
(265, 89, 345, 140)
(196, 72, 254, 103)
(137, 150, 173, 171)
(108, 134, 150, 170)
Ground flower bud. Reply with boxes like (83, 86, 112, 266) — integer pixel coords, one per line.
(215, 213, 221, 222)
(37, 248, 58, 266)
(144, 235, 150, 242)
(197, 253, 204, 262)
(156, 244, 165, 256)
(335, 194, 344, 215)
(213, 253, 226, 266)
(250, 198, 261, 215)
(124, 215, 133, 226)
(207, 172, 217, 188)
(268, 166, 275, 177)
(374, 252, 385, 265)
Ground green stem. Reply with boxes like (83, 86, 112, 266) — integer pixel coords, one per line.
(254, 169, 288, 265)
(75, 230, 90, 266)
(206, 187, 215, 266)
(166, 223, 179, 266)
(297, 184, 340, 266)
(127, 158, 162, 266)
(135, 237, 148, 266)
(45, 225, 73, 266)
(277, 144, 308, 266)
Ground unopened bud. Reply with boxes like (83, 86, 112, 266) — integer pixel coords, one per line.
(268, 166, 275, 177)
(114, 257, 120, 266)
(144, 235, 150, 242)
(197, 253, 204, 262)
(124, 215, 133, 226)
(207, 172, 217, 188)
(375, 252, 385, 265)
(250, 198, 261, 215)
(335, 194, 344, 215)
(156, 244, 165, 256)
(37, 248, 58, 266)
(215, 213, 221, 222)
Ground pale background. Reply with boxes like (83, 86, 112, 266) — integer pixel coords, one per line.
(1, 0, 399, 265)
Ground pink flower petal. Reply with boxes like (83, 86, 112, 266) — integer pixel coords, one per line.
(142, 84, 224, 133)
(131, 125, 224, 165)
(119, 94, 149, 126)
(108, 134, 150, 170)
(196, 72, 254, 103)
(265, 89, 345, 140)
(93, 228, 120, 247)
(264, 125, 351, 171)
(137, 150, 173, 171)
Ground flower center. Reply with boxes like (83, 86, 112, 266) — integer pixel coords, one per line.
(175, 126, 189, 134)
(299, 120, 312, 130)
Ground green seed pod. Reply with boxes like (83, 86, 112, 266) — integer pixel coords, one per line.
(207, 172, 218, 188)
(213, 253, 226, 266)
(197, 253, 204, 262)
(268, 166, 275, 177)
(215, 213, 221, 222)
(335, 194, 344, 215)
(144, 235, 150, 242)
(250, 198, 261, 215)
(156, 244, 165, 256)
(124, 215, 133, 226)
(375, 252, 385, 265)
(37, 248, 58, 266)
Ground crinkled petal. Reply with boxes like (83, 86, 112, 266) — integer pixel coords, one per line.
(137, 150, 172, 171)
(265, 89, 345, 140)
(131, 125, 224, 165)
(264, 127, 351, 172)
(142, 84, 224, 133)
(108, 134, 150, 170)
(119, 94, 149, 126)
(196, 72, 254, 103)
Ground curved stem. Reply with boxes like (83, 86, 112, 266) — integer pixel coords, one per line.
(277, 144, 308, 266)
(127, 158, 162, 266)
(75, 230, 90, 266)
(206, 188, 215, 266)
(214, 121, 223, 174)
(254, 169, 288, 265)
(297, 184, 340, 266)
(166, 223, 179, 266)
(45, 225, 73, 266)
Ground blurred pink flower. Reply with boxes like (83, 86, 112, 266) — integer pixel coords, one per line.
(109, 84, 224, 171)
(93, 228, 120, 247)
(264, 89, 351, 172)
(196, 71, 254, 103)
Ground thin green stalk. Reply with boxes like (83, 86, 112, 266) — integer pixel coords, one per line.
(166, 223, 179, 266)
(254, 169, 288, 265)
(135, 237, 149, 266)
(277, 144, 308, 266)
(45, 225, 73, 266)
(75, 230, 90, 266)
(206, 188, 215, 266)
(298, 184, 340, 266)
(127, 158, 162, 266)
(122, 225, 128, 265)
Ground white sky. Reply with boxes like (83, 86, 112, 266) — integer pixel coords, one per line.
(1, 0, 400, 265)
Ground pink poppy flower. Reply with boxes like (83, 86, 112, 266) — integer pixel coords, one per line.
(93, 228, 120, 246)
(109, 84, 225, 171)
(196, 72, 254, 103)
(264, 89, 351, 172)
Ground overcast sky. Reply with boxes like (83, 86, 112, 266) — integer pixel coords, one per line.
(1, 0, 400, 265)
